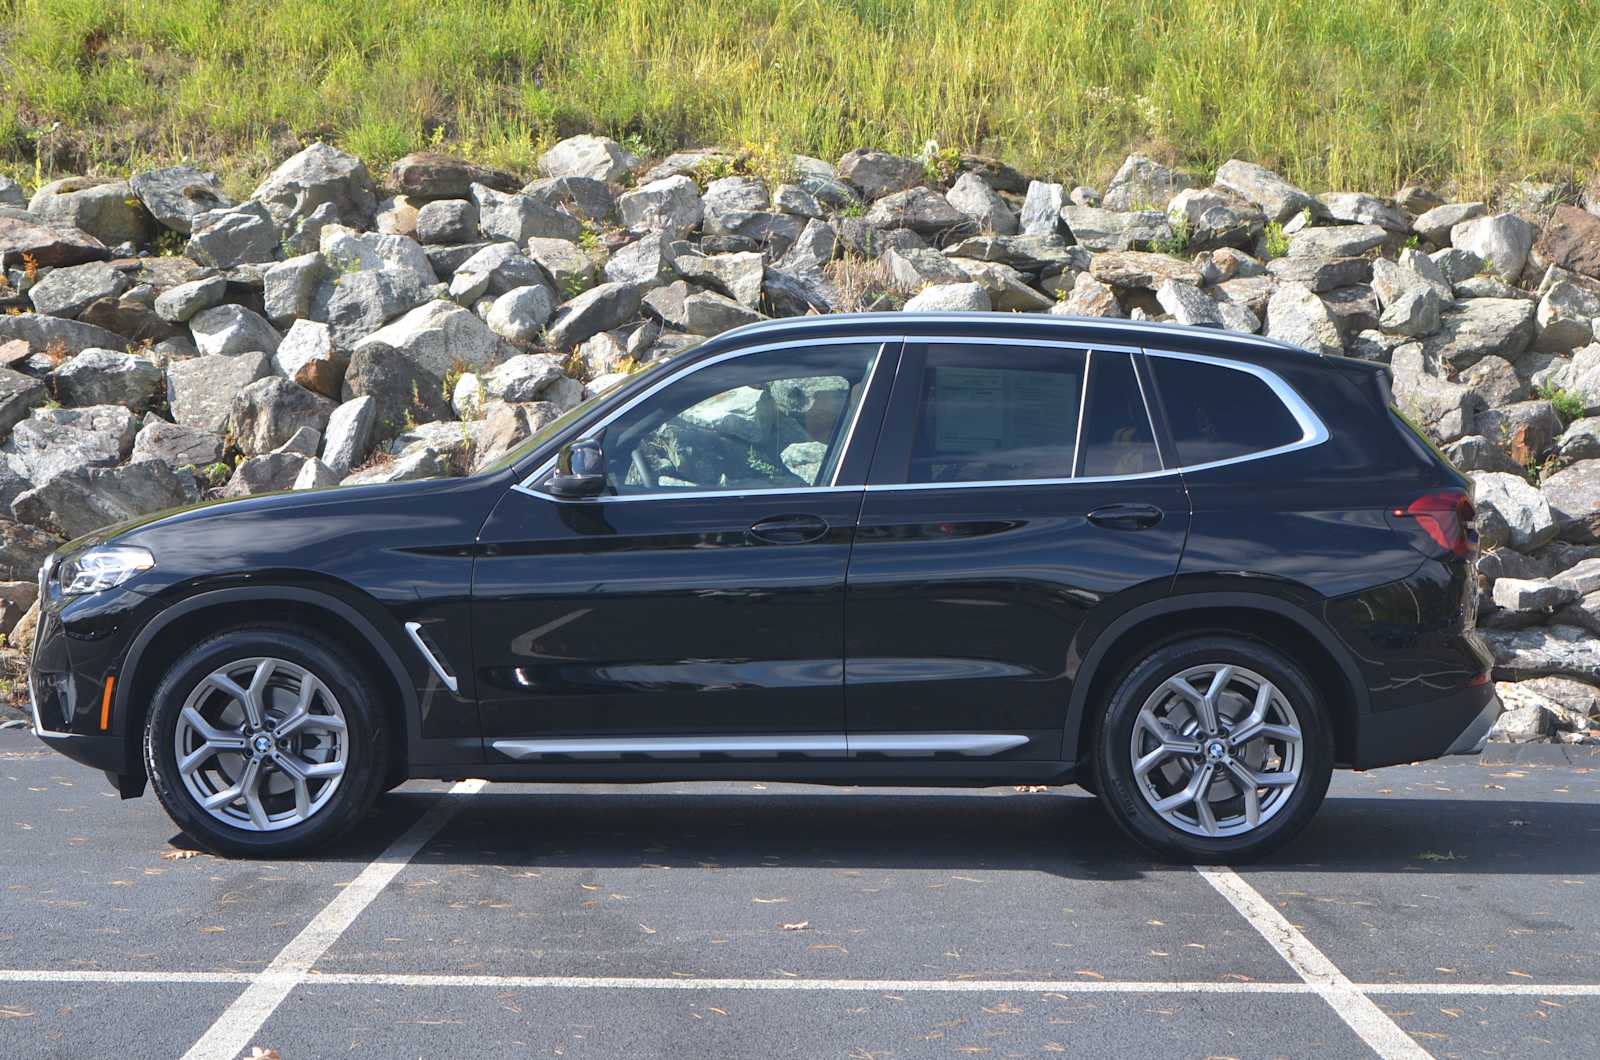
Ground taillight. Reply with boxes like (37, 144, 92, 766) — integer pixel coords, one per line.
(1386, 490, 1476, 559)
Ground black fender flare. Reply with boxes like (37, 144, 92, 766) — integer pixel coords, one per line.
(112, 585, 421, 755)
(1060, 590, 1368, 762)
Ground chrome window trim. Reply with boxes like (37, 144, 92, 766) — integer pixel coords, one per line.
(1069, 348, 1093, 478)
(512, 335, 894, 503)
(509, 334, 1328, 502)
(827, 338, 889, 487)
(1140, 347, 1329, 473)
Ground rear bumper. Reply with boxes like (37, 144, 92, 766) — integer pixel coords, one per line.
(1352, 680, 1501, 769)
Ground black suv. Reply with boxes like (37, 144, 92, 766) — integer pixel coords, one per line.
(28, 312, 1498, 862)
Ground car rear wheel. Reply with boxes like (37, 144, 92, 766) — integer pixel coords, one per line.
(143, 627, 388, 857)
(1094, 636, 1332, 863)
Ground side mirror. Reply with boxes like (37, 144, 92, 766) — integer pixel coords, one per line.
(546, 438, 608, 499)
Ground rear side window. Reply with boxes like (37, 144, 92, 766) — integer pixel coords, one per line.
(1079, 351, 1161, 477)
(1150, 356, 1304, 466)
(908, 344, 1085, 483)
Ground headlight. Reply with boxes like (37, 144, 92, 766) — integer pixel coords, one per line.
(57, 546, 155, 596)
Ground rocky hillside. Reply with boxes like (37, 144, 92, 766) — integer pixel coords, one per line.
(0, 136, 1597, 744)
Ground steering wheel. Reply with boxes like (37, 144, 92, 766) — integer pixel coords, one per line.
(630, 448, 658, 490)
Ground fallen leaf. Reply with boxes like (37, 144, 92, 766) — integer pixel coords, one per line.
(161, 849, 201, 861)
(781, 921, 810, 931)
(1414, 851, 1465, 862)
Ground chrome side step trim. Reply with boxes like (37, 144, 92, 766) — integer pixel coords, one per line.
(489, 733, 1031, 761)
(492, 735, 847, 760)
(404, 621, 459, 693)
(849, 733, 1031, 758)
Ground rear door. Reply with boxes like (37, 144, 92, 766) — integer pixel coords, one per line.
(842, 339, 1191, 760)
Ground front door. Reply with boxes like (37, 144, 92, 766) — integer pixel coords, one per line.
(474, 339, 896, 762)
(844, 340, 1191, 760)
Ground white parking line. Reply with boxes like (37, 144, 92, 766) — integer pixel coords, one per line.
(5, 967, 1599, 997)
(1196, 865, 1428, 1060)
(179, 779, 484, 1060)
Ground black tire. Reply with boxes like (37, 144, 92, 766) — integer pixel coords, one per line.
(1093, 635, 1332, 864)
(143, 626, 389, 857)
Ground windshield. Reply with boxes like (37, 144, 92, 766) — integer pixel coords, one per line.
(474, 352, 692, 476)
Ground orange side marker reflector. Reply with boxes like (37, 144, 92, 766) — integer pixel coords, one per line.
(99, 675, 115, 731)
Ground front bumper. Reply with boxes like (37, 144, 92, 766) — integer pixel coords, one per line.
(1351, 679, 1502, 769)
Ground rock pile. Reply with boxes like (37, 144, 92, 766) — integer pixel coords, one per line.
(1, 137, 1598, 741)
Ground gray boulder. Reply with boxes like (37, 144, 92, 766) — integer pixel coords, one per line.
(525, 237, 597, 297)
(1214, 160, 1316, 223)
(1288, 223, 1388, 259)
(837, 148, 925, 200)
(388, 152, 520, 200)
(186, 201, 280, 268)
(1061, 206, 1170, 252)
(1166, 187, 1264, 251)
(1156, 280, 1224, 327)
(538, 135, 640, 183)
(252, 142, 377, 229)
(1055, 272, 1124, 317)
(449, 242, 548, 302)
(481, 354, 568, 403)
(261, 253, 328, 327)
(1413, 202, 1486, 245)
(1482, 624, 1600, 682)
(313, 268, 432, 351)
(1265, 282, 1343, 356)
(1558, 416, 1600, 461)
(4, 404, 137, 485)
(522, 175, 614, 224)
(1541, 459, 1600, 543)
(414, 199, 480, 245)
(272, 319, 345, 397)
(470, 183, 583, 244)
(29, 261, 128, 319)
(0, 369, 47, 439)
(1421, 298, 1536, 370)
(154, 275, 227, 323)
(129, 166, 234, 234)
(547, 282, 644, 350)
(167, 351, 274, 432)
(1471, 470, 1558, 550)
(682, 290, 764, 336)
(345, 301, 507, 427)
(1019, 181, 1065, 236)
(602, 230, 678, 288)
(221, 451, 311, 497)
(30, 178, 153, 247)
(0, 518, 66, 579)
(1493, 577, 1581, 613)
(190, 303, 281, 357)
(674, 251, 764, 307)
(1103, 154, 1195, 211)
(1088, 250, 1203, 289)
(0, 209, 108, 270)
(904, 282, 991, 312)
(944, 173, 1017, 235)
(1451, 213, 1537, 280)
(617, 176, 704, 235)
(0, 176, 24, 209)
(884, 245, 968, 290)
(321, 395, 377, 475)
(13, 461, 197, 538)
(51, 348, 162, 411)
(1536, 279, 1600, 351)
(486, 285, 557, 343)
(229, 377, 337, 455)
(1316, 192, 1409, 233)
(130, 417, 225, 469)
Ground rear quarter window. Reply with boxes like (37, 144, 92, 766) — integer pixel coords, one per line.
(1149, 356, 1304, 466)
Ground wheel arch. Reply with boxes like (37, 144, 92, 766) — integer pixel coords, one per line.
(113, 585, 418, 785)
(1063, 591, 1367, 769)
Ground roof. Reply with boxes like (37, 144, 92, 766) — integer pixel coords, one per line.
(702, 311, 1316, 363)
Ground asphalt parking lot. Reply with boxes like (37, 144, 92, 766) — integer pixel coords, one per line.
(2, 725, 1598, 1059)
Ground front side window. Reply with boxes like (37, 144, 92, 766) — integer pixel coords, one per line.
(1150, 355, 1305, 466)
(907, 344, 1086, 483)
(591, 343, 880, 496)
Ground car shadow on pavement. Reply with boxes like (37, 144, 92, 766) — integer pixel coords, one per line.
(203, 788, 1600, 881)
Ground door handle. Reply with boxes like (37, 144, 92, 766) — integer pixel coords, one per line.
(748, 514, 831, 545)
(1087, 503, 1164, 531)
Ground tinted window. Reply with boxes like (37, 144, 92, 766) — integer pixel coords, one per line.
(908, 344, 1085, 483)
(1151, 356, 1303, 466)
(591, 343, 880, 495)
(1078, 351, 1160, 477)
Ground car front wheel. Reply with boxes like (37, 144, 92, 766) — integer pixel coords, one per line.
(1094, 636, 1332, 863)
(143, 627, 388, 857)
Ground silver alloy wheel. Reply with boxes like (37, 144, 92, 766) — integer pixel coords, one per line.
(173, 657, 349, 832)
(1128, 663, 1303, 839)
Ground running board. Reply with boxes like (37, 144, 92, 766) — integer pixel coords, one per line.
(490, 733, 1029, 761)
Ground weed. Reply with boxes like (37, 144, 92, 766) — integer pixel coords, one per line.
(1263, 222, 1291, 259)
(1538, 382, 1586, 424)
(1155, 216, 1190, 257)
(920, 141, 962, 186)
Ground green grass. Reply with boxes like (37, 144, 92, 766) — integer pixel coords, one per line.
(1, 0, 1598, 195)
